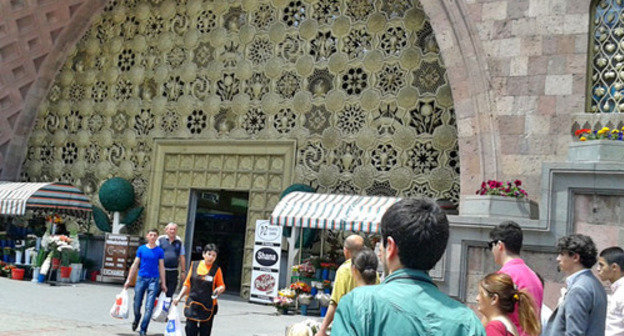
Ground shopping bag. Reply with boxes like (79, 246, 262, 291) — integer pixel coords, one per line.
(110, 289, 129, 319)
(165, 307, 183, 336)
(152, 292, 171, 322)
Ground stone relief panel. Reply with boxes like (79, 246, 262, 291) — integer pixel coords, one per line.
(21, 0, 459, 236)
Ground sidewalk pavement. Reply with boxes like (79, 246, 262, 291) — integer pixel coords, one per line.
(0, 277, 313, 336)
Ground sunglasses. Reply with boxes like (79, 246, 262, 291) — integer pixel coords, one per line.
(487, 240, 500, 249)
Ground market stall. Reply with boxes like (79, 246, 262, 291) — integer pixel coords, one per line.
(268, 191, 401, 316)
(0, 182, 92, 283)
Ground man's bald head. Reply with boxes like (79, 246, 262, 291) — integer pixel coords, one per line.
(344, 235, 365, 259)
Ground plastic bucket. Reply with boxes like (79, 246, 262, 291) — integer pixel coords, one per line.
(51, 258, 60, 270)
(37, 273, 46, 283)
(11, 268, 25, 280)
(60, 266, 72, 278)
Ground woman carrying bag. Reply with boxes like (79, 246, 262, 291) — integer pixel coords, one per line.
(173, 244, 225, 336)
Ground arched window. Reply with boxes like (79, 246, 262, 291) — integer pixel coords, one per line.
(588, 0, 624, 113)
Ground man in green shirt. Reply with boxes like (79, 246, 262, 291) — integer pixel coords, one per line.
(315, 235, 364, 336)
(332, 198, 486, 336)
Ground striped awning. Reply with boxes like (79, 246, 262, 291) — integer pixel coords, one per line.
(270, 192, 402, 233)
(0, 182, 92, 218)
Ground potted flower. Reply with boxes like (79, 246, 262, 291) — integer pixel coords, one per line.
(297, 293, 313, 315)
(461, 180, 538, 219)
(569, 127, 624, 163)
(315, 292, 331, 317)
(274, 288, 296, 314)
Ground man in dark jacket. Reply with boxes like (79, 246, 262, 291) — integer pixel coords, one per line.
(542, 234, 607, 336)
(156, 222, 186, 297)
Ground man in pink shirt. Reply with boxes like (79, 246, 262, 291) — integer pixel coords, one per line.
(489, 221, 543, 336)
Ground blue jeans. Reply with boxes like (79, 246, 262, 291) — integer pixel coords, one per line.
(133, 276, 159, 332)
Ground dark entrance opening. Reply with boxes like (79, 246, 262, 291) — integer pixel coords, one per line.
(187, 189, 248, 295)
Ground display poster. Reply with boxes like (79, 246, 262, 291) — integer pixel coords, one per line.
(101, 234, 140, 280)
(249, 220, 282, 304)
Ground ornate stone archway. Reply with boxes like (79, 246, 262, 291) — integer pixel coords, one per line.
(3, 0, 498, 198)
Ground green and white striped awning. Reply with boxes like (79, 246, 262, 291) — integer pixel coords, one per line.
(0, 182, 92, 218)
(270, 192, 401, 233)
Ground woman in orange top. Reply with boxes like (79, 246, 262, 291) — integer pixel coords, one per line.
(173, 243, 225, 336)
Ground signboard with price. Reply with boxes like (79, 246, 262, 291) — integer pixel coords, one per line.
(101, 234, 140, 282)
(249, 220, 282, 304)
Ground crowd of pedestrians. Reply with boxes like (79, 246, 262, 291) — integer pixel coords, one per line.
(120, 198, 622, 336)
(328, 198, 619, 336)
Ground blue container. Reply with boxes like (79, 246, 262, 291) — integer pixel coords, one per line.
(0, 240, 5, 248)
(300, 304, 308, 316)
(37, 273, 46, 283)
(311, 287, 318, 296)
(320, 306, 328, 317)
(329, 270, 336, 281)
(324, 288, 331, 294)
(315, 269, 322, 279)
(322, 269, 329, 280)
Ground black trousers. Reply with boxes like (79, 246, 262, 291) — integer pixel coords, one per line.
(164, 270, 178, 297)
(185, 305, 218, 336)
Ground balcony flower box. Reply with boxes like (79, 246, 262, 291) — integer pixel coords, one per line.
(568, 140, 624, 163)
(460, 195, 538, 219)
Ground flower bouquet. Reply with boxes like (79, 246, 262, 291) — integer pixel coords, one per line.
(290, 281, 311, 294)
(475, 180, 527, 198)
(315, 292, 331, 307)
(292, 261, 315, 278)
(575, 127, 624, 141)
(274, 288, 295, 314)
(297, 293, 313, 306)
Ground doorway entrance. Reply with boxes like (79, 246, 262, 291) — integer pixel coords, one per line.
(187, 189, 248, 294)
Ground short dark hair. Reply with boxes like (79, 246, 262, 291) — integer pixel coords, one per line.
(557, 234, 597, 269)
(203, 243, 219, 254)
(600, 246, 624, 270)
(352, 248, 378, 285)
(381, 198, 449, 270)
(148, 228, 159, 235)
(489, 221, 523, 255)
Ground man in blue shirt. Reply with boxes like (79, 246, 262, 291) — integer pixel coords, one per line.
(156, 222, 186, 297)
(124, 228, 167, 336)
(332, 198, 485, 336)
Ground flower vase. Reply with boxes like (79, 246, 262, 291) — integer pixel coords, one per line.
(322, 268, 329, 280)
(324, 288, 331, 294)
(311, 287, 318, 296)
(320, 306, 328, 317)
(300, 304, 308, 316)
(315, 269, 322, 279)
(14, 250, 22, 265)
(31, 267, 40, 283)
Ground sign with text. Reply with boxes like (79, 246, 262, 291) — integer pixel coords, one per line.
(249, 220, 282, 304)
(101, 234, 140, 281)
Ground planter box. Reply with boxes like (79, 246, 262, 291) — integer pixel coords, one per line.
(460, 195, 538, 219)
(568, 140, 624, 163)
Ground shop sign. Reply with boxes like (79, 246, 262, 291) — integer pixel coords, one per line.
(250, 220, 282, 304)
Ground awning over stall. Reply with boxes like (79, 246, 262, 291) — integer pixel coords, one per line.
(0, 182, 92, 218)
(270, 192, 401, 233)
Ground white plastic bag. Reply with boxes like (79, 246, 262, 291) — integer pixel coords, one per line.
(152, 292, 171, 322)
(110, 289, 129, 319)
(165, 306, 183, 336)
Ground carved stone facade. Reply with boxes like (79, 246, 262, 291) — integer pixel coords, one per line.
(16, 0, 458, 296)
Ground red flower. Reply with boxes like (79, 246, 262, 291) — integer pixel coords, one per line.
(514, 180, 521, 186)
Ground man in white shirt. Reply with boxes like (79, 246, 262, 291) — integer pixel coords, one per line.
(598, 246, 624, 336)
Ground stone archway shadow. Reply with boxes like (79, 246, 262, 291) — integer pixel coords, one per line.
(1, 0, 108, 181)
